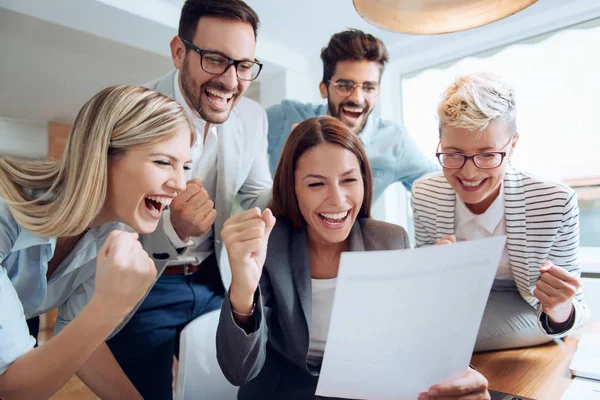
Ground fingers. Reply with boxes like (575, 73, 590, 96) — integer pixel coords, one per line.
(223, 208, 262, 228)
(425, 369, 488, 399)
(175, 178, 204, 203)
(435, 235, 456, 246)
(262, 208, 276, 238)
(540, 262, 580, 287)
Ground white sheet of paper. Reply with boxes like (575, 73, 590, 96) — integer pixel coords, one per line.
(316, 236, 506, 400)
(561, 377, 600, 400)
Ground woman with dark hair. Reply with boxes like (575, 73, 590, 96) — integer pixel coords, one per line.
(216, 116, 489, 399)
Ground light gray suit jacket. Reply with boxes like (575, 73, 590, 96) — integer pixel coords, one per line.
(141, 70, 272, 287)
(216, 218, 410, 400)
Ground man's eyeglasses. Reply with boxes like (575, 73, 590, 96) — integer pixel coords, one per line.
(435, 139, 513, 169)
(180, 37, 263, 81)
(328, 80, 380, 98)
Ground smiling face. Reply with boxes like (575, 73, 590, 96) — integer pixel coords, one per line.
(105, 125, 192, 233)
(440, 120, 518, 214)
(319, 60, 381, 135)
(294, 142, 364, 247)
(172, 16, 256, 124)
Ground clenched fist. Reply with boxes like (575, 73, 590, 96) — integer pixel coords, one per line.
(533, 261, 580, 327)
(92, 230, 157, 321)
(170, 178, 217, 242)
(221, 208, 276, 314)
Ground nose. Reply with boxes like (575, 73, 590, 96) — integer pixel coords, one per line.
(167, 169, 187, 194)
(218, 65, 239, 91)
(461, 157, 479, 178)
(328, 183, 346, 206)
(347, 85, 365, 104)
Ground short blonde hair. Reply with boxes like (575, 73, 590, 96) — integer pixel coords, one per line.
(0, 85, 193, 237)
(438, 72, 517, 135)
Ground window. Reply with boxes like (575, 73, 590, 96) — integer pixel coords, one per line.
(399, 19, 600, 248)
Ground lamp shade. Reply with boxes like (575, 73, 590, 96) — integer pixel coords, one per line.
(353, 0, 538, 34)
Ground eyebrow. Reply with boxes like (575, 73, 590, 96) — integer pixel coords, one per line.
(334, 79, 378, 85)
(302, 168, 359, 180)
(201, 48, 256, 62)
(442, 146, 497, 152)
(150, 153, 193, 164)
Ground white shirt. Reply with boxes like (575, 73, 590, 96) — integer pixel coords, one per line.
(307, 277, 337, 366)
(454, 185, 513, 281)
(163, 70, 219, 265)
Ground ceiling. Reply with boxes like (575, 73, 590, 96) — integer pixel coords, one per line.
(1, 0, 600, 122)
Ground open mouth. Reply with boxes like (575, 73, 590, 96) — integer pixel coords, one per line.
(318, 210, 350, 226)
(457, 177, 487, 192)
(205, 88, 234, 109)
(144, 195, 172, 218)
(340, 105, 364, 123)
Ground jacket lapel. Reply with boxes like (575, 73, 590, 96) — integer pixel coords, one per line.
(291, 226, 312, 336)
(504, 168, 534, 303)
(436, 178, 456, 238)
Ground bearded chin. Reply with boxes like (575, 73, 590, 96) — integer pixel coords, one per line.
(327, 98, 371, 135)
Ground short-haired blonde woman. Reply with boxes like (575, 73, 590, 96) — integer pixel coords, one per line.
(217, 116, 489, 400)
(0, 85, 192, 399)
(411, 72, 589, 351)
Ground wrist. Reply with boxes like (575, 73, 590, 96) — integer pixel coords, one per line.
(229, 286, 256, 315)
(87, 295, 128, 327)
(546, 303, 573, 325)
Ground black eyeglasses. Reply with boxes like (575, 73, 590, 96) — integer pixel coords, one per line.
(435, 139, 513, 169)
(328, 80, 380, 98)
(180, 37, 263, 81)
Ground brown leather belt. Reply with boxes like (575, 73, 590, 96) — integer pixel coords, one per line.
(162, 263, 200, 276)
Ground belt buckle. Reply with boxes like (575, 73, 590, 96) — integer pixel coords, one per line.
(183, 264, 194, 276)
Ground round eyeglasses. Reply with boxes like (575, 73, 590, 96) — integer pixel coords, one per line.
(328, 80, 380, 98)
(180, 37, 263, 81)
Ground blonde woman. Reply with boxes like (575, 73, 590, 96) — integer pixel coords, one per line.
(411, 72, 589, 351)
(0, 85, 192, 399)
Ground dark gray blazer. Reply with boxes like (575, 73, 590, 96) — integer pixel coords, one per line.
(216, 218, 410, 400)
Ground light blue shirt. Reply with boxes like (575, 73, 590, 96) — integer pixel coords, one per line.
(0, 199, 122, 374)
(266, 100, 439, 200)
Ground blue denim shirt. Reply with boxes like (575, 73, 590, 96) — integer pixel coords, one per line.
(266, 100, 439, 201)
(0, 199, 121, 374)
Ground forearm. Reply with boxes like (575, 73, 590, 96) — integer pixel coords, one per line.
(77, 342, 142, 400)
(0, 301, 121, 399)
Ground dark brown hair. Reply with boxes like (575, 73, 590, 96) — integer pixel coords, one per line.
(178, 0, 260, 41)
(269, 116, 373, 230)
(320, 29, 389, 84)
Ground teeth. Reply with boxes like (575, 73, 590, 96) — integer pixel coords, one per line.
(206, 88, 234, 99)
(342, 106, 363, 113)
(461, 179, 484, 187)
(145, 196, 172, 206)
(319, 211, 349, 220)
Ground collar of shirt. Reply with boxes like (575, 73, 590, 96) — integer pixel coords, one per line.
(358, 114, 375, 146)
(455, 183, 505, 234)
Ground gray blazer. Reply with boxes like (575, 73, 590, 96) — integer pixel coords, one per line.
(216, 218, 410, 399)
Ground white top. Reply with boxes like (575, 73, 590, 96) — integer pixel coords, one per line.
(454, 185, 513, 280)
(163, 70, 219, 264)
(307, 277, 338, 366)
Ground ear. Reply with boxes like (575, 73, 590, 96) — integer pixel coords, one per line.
(319, 81, 328, 99)
(509, 132, 520, 156)
(170, 36, 186, 69)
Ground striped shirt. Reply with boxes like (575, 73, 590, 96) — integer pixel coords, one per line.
(411, 168, 589, 337)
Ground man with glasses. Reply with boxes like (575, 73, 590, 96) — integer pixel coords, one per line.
(106, 1, 272, 398)
(267, 29, 438, 200)
(412, 72, 588, 352)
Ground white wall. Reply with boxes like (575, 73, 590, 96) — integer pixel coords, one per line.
(0, 117, 47, 158)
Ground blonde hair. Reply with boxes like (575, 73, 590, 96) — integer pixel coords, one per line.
(438, 72, 517, 135)
(0, 85, 193, 238)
